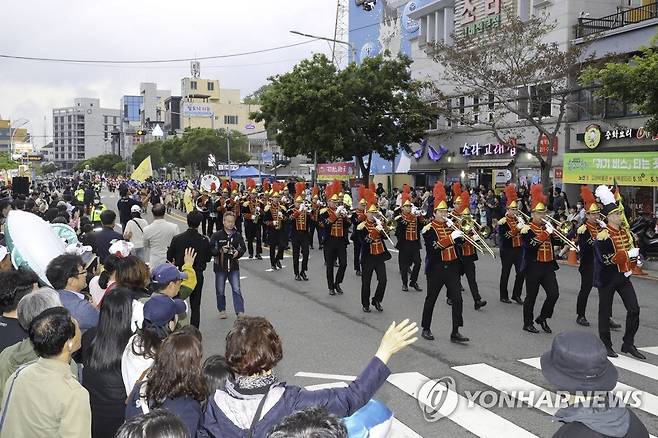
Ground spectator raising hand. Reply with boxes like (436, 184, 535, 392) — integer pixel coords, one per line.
(375, 319, 419, 364)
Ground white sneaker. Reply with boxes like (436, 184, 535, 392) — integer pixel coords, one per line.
(219, 311, 227, 319)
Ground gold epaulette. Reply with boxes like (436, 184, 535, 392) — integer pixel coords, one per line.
(597, 229, 610, 241)
(264, 205, 271, 212)
(498, 217, 507, 225)
(520, 225, 531, 234)
(357, 221, 366, 230)
(320, 208, 328, 214)
(242, 201, 249, 207)
(577, 224, 587, 234)
(421, 223, 432, 234)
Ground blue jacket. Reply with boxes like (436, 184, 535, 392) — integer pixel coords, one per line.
(58, 290, 99, 331)
(198, 357, 390, 438)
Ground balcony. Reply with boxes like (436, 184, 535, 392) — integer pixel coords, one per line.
(576, 2, 658, 38)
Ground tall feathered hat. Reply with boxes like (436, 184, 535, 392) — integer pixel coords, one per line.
(364, 187, 378, 213)
(329, 180, 342, 202)
(312, 184, 319, 199)
(454, 191, 470, 216)
(505, 184, 518, 209)
(357, 184, 367, 207)
(221, 180, 229, 194)
(595, 185, 621, 216)
(262, 180, 270, 194)
(230, 180, 238, 194)
(401, 184, 412, 206)
(452, 182, 462, 207)
(433, 181, 448, 211)
(530, 184, 547, 212)
(271, 182, 283, 198)
(246, 177, 256, 194)
(580, 185, 600, 213)
(295, 182, 306, 202)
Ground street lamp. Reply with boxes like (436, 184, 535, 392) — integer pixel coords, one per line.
(289, 30, 357, 64)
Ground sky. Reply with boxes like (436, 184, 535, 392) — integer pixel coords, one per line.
(0, 0, 340, 148)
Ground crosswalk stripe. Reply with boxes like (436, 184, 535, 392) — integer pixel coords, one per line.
(608, 355, 658, 381)
(387, 372, 539, 438)
(389, 418, 423, 438)
(639, 347, 658, 356)
(520, 357, 658, 418)
(452, 363, 558, 415)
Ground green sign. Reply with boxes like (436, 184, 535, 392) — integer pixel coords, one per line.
(563, 152, 658, 187)
(463, 15, 501, 36)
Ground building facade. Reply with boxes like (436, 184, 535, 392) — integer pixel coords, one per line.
(139, 83, 170, 126)
(0, 119, 29, 155)
(52, 98, 120, 170)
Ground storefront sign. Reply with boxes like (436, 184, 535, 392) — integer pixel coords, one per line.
(577, 125, 658, 146)
(317, 161, 356, 181)
(554, 167, 563, 179)
(563, 152, 658, 187)
(584, 124, 602, 149)
(460, 142, 516, 157)
(182, 103, 213, 118)
(538, 134, 558, 156)
(462, 0, 501, 36)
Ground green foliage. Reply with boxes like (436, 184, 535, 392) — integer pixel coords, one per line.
(0, 154, 19, 171)
(75, 154, 123, 173)
(113, 162, 127, 174)
(243, 84, 271, 105)
(581, 37, 658, 133)
(41, 162, 58, 174)
(132, 140, 164, 169)
(252, 53, 434, 182)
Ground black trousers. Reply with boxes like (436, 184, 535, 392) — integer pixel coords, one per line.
(353, 237, 362, 271)
(244, 221, 262, 256)
(422, 262, 463, 332)
(361, 256, 387, 307)
(309, 220, 319, 248)
(189, 271, 204, 328)
(523, 262, 559, 326)
(206, 215, 218, 236)
(500, 248, 524, 300)
(460, 257, 481, 302)
(292, 233, 310, 275)
(577, 263, 594, 317)
(268, 229, 285, 267)
(324, 236, 347, 289)
(598, 273, 640, 348)
(201, 212, 211, 236)
(399, 242, 421, 286)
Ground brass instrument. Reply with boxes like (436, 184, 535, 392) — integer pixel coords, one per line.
(448, 212, 494, 258)
(196, 174, 221, 213)
(371, 211, 397, 247)
(543, 214, 579, 251)
(196, 193, 210, 212)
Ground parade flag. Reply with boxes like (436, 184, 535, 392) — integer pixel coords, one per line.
(131, 156, 153, 182)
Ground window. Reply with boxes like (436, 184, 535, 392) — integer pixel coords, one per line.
(458, 97, 465, 125)
(67, 115, 72, 122)
(488, 93, 495, 111)
(207, 82, 214, 91)
(529, 83, 551, 117)
(190, 81, 197, 90)
(224, 115, 238, 125)
(518, 0, 532, 20)
(516, 86, 529, 116)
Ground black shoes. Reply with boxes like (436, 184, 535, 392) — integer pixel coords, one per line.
(249, 254, 253, 259)
(609, 318, 622, 330)
(447, 298, 453, 306)
(401, 285, 409, 292)
(450, 332, 470, 344)
(255, 254, 262, 260)
(362, 306, 371, 313)
(329, 289, 336, 296)
(271, 265, 278, 271)
(523, 324, 540, 333)
(335, 284, 344, 295)
(355, 270, 362, 276)
(621, 344, 646, 360)
(371, 300, 383, 312)
(474, 299, 487, 310)
(500, 298, 512, 304)
(535, 318, 552, 333)
(606, 346, 618, 358)
(410, 283, 423, 291)
(300, 272, 309, 281)
(276, 260, 283, 269)
(421, 329, 435, 340)
(512, 297, 524, 305)
(295, 274, 302, 281)
(576, 315, 590, 327)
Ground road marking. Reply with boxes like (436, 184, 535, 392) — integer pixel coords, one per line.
(296, 371, 356, 381)
(240, 276, 247, 280)
(387, 372, 538, 438)
(639, 346, 658, 356)
(608, 355, 658, 381)
(520, 357, 658, 418)
(389, 419, 423, 438)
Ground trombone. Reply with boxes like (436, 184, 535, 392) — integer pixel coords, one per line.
(448, 213, 494, 259)
(542, 215, 579, 252)
(372, 211, 397, 248)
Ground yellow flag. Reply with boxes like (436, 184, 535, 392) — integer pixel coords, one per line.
(131, 156, 153, 182)
(183, 183, 195, 213)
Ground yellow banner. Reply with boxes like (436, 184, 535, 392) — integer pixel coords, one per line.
(131, 156, 153, 182)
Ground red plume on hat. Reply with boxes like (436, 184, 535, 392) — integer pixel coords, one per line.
(363, 188, 377, 211)
(272, 182, 283, 195)
(401, 184, 411, 205)
(246, 178, 256, 191)
(312, 184, 319, 197)
(451, 182, 462, 199)
(454, 191, 470, 215)
(295, 182, 306, 198)
(220, 180, 229, 191)
(357, 184, 366, 204)
(331, 180, 342, 195)
(530, 184, 547, 212)
(433, 181, 447, 210)
(230, 180, 238, 192)
(262, 180, 270, 192)
(369, 182, 376, 193)
(504, 184, 518, 208)
(581, 185, 600, 213)
(210, 182, 217, 192)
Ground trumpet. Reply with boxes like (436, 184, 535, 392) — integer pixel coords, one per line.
(448, 213, 494, 259)
(541, 218, 579, 252)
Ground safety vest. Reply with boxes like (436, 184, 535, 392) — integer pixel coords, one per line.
(75, 189, 84, 202)
(90, 204, 107, 223)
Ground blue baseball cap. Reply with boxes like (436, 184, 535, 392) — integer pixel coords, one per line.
(143, 295, 186, 327)
(151, 263, 188, 284)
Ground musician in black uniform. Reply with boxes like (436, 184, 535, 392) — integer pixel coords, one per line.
(421, 182, 468, 343)
(308, 186, 321, 249)
(350, 195, 367, 276)
(498, 184, 525, 305)
(593, 185, 645, 359)
(394, 188, 423, 292)
(521, 184, 559, 334)
(263, 184, 287, 270)
(290, 182, 311, 281)
(242, 178, 263, 260)
(319, 181, 350, 295)
(357, 192, 390, 312)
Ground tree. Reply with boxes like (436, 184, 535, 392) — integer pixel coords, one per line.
(75, 154, 123, 173)
(112, 162, 127, 174)
(41, 162, 58, 174)
(581, 36, 658, 134)
(252, 53, 433, 183)
(0, 154, 19, 171)
(132, 140, 164, 169)
(429, 11, 586, 190)
(243, 84, 272, 105)
(180, 128, 250, 172)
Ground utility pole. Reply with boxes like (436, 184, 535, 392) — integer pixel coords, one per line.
(226, 127, 231, 181)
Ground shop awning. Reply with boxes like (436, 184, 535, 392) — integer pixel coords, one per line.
(467, 159, 513, 168)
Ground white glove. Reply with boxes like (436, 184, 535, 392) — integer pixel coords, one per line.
(273, 220, 278, 226)
(545, 223, 555, 234)
(446, 219, 454, 228)
(472, 233, 480, 241)
(624, 271, 632, 277)
(517, 218, 525, 227)
(374, 217, 383, 228)
(516, 222, 524, 230)
(299, 204, 306, 212)
(376, 224, 384, 232)
(597, 219, 607, 228)
(450, 230, 463, 241)
(628, 248, 640, 258)
(256, 206, 261, 212)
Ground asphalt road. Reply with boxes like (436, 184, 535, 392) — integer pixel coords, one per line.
(105, 192, 658, 438)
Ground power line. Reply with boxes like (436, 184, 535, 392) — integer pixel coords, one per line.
(0, 40, 320, 64)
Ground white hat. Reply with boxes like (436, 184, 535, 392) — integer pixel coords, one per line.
(109, 240, 134, 258)
(130, 205, 141, 213)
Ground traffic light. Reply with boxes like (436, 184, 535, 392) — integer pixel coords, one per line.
(136, 129, 147, 136)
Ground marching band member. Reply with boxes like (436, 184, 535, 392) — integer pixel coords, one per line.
(498, 184, 525, 305)
(308, 185, 322, 249)
(575, 185, 603, 327)
(261, 180, 271, 244)
(319, 180, 350, 296)
(241, 178, 263, 260)
(394, 185, 423, 292)
(228, 181, 242, 234)
(263, 183, 288, 270)
(452, 190, 487, 310)
(357, 188, 389, 313)
(521, 184, 559, 334)
(351, 185, 367, 277)
(290, 182, 311, 281)
(594, 185, 645, 359)
(421, 182, 468, 343)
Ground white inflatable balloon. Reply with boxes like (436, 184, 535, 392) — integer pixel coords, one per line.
(5, 210, 66, 287)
